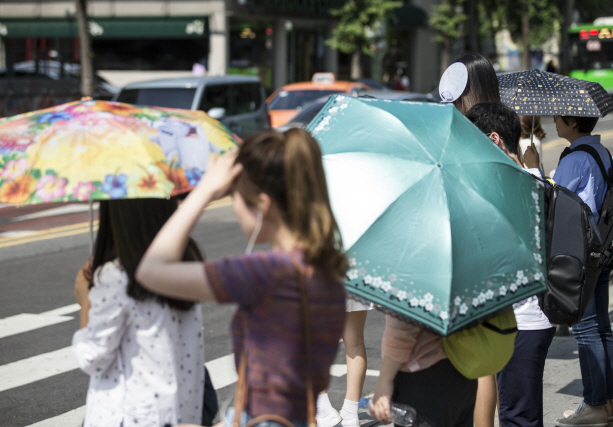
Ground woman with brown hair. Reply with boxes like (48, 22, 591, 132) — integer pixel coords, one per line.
(137, 128, 348, 427)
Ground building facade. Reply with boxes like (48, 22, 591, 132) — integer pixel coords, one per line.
(0, 0, 440, 115)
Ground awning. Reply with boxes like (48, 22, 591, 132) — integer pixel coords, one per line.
(0, 17, 209, 38)
(390, 5, 428, 30)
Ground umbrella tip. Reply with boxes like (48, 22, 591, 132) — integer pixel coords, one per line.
(81, 96, 93, 102)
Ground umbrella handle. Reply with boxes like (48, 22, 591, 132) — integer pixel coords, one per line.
(89, 200, 93, 257)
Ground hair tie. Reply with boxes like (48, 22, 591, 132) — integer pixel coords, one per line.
(439, 62, 469, 103)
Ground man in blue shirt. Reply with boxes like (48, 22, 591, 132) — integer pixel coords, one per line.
(553, 115, 613, 427)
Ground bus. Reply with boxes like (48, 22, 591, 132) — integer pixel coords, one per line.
(568, 17, 613, 93)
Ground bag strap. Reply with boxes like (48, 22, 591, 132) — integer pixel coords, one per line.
(482, 321, 518, 335)
(233, 259, 316, 427)
(560, 145, 613, 185)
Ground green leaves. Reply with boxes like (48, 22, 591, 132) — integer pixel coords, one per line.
(430, 0, 468, 44)
(326, 0, 402, 56)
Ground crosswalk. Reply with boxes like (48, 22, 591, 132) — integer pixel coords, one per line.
(1, 303, 379, 427)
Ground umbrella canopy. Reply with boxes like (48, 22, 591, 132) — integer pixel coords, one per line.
(307, 95, 547, 335)
(0, 98, 238, 204)
(498, 69, 613, 117)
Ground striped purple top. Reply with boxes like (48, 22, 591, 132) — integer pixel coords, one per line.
(205, 249, 346, 421)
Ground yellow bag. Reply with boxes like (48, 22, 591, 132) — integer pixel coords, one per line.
(442, 310, 517, 379)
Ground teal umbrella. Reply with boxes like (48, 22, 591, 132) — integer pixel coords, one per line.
(306, 96, 547, 336)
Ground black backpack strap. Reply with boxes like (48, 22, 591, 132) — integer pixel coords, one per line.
(560, 145, 612, 184)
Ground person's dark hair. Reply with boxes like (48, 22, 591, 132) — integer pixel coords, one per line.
(93, 198, 203, 311)
(520, 115, 546, 140)
(453, 53, 501, 114)
(559, 116, 599, 134)
(234, 128, 348, 280)
(466, 102, 521, 156)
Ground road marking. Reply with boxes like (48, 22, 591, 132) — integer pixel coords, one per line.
(0, 346, 78, 393)
(205, 353, 237, 390)
(40, 304, 81, 317)
(25, 406, 85, 427)
(3, 203, 95, 223)
(543, 129, 613, 151)
(0, 314, 74, 340)
(0, 197, 232, 248)
(0, 304, 81, 339)
(329, 364, 380, 377)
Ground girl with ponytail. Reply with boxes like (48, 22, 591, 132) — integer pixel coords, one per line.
(137, 128, 348, 426)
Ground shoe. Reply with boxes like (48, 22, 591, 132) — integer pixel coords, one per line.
(555, 401, 608, 427)
(317, 409, 342, 427)
(607, 400, 613, 426)
(340, 416, 360, 427)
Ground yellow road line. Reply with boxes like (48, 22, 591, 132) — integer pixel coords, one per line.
(0, 196, 233, 248)
(543, 129, 613, 151)
(0, 223, 99, 248)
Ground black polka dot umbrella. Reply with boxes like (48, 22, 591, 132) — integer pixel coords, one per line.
(498, 70, 613, 117)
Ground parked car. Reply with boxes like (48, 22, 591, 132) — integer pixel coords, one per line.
(0, 60, 119, 99)
(266, 73, 369, 128)
(114, 75, 270, 138)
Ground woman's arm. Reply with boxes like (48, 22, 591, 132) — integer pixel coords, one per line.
(136, 151, 242, 302)
(74, 261, 92, 328)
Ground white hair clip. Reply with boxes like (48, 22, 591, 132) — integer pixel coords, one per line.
(439, 62, 469, 103)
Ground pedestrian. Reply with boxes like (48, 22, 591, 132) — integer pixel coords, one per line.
(72, 198, 205, 427)
(316, 301, 372, 427)
(552, 115, 613, 427)
(439, 52, 501, 114)
(439, 52, 501, 427)
(136, 128, 348, 427)
(369, 316, 478, 426)
(466, 101, 556, 427)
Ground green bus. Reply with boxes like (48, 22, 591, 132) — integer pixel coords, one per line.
(569, 18, 613, 92)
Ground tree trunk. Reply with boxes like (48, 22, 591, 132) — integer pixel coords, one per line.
(559, 0, 575, 75)
(76, 0, 94, 97)
(350, 50, 362, 80)
(440, 39, 450, 77)
(521, 10, 530, 71)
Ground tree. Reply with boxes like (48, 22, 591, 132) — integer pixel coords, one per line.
(75, 0, 94, 96)
(430, 0, 467, 76)
(503, 0, 561, 70)
(327, 0, 402, 80)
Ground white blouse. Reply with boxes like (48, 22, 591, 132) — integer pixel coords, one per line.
(72, 260, 205, 427)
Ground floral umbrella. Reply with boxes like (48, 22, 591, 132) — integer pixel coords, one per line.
(0, 98, 238, 204)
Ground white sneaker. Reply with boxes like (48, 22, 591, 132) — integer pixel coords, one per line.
(317, 409, 342, 427)
(340, 416, 360, 427)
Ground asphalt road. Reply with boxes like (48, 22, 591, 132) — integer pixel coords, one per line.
(1, 114, 613, 426)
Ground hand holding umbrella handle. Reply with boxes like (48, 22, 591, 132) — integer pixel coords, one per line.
(523, 142, 540, 169)
(74, 260, 93, 328)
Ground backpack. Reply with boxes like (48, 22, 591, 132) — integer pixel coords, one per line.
(443, 310, 517, 379)
(560, 145, 613, 269)
(536, 176, 602, 326)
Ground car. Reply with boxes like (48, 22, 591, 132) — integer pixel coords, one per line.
(266, 73, 369, 128)
(114, 75, 270, 138)
(0, 60, 120, 99)
(275, 90, 439, 131)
